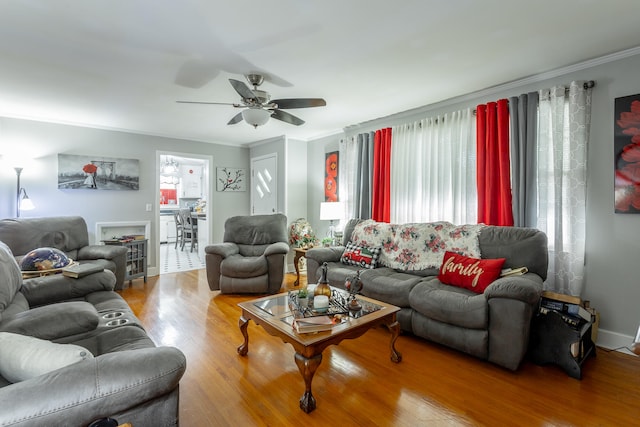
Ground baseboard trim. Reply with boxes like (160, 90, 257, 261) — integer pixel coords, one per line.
(596, 328, 636, 356)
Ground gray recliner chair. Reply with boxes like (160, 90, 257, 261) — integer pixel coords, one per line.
(205, 214, 289, 294)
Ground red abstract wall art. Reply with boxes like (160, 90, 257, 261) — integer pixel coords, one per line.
(615, 94, 640, 213)
(324, 151, 338, 202)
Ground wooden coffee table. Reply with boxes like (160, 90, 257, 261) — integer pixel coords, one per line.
(237, 289, 402, 413)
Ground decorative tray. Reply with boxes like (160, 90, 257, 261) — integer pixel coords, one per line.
(289, 289, 349, 318)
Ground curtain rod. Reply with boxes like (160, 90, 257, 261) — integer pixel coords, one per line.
(472, 80, 596, 114)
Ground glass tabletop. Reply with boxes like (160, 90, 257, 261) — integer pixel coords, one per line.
(253, 293, 292, 317)
(252, 288, 383, 320)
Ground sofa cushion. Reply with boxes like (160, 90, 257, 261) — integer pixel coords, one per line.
(341, 241, 381, 269)
(438, 251, 505, 293)
(478, 226, 548, 280)
(0, 242, 22, 317)
(220, 255, 268, 278)
(360, 268, 422, 307)
(409, 279, 488, 329)
(0, 332, 93, 383)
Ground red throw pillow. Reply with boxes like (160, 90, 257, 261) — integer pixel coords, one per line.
(438, 251, 506, 293)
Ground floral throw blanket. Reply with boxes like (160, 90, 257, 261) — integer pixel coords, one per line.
(348, 220, 485, 271)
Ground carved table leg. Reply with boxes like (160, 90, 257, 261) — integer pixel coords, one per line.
(385, 319, 403, 363)
(237, 315, 249, 356)
(293, 251, 302, 286)
(294, 352, 322, 413)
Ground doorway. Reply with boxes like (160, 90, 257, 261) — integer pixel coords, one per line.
(251, 153, 278, 215)
(156, 151, 212, 274)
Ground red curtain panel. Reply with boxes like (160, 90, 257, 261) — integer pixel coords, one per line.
(372, 128, 392, 222)
(476, 99, 514, 226)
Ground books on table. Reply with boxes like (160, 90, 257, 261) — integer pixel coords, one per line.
(62, 262, 104, 278)
(294, 315, 341, 334)
(539, 290, 593, 328)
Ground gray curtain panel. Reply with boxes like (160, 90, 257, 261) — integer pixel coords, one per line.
(355, 132, 374, 219)
(509, 92, 539, 227)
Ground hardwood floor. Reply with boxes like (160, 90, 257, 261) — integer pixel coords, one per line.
(119, 270, 640, 426)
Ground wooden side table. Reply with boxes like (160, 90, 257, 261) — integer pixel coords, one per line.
(103, 239, 148, 284)
(293, 248, 308, 286)
(529, 310, 596, 379)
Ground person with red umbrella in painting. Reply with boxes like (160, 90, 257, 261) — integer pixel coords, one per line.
(83, 163, 98, 188)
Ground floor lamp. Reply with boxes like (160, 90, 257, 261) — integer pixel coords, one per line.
(15, 167, 35, 217)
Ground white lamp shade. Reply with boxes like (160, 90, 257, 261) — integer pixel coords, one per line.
(19, 196, 34, 211)
(320, 201, 344, 221)
(242, 108, 271, 127)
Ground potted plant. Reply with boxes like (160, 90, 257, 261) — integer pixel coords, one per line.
(321, 237, 333, 247)
(297, 288, 309, 308)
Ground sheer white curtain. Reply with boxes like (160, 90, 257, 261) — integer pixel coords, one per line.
(537, 81, 592, 296)
(390, 108, 476, 224)
(339, 136, 359, 220)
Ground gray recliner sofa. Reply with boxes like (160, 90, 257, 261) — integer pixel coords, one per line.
(306, 219, 548, 371)
(0, 216, 129, 290)
(0, 241, 186, 426)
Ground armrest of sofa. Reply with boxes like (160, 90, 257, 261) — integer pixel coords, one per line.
(483, 273, 543, 305)
(305, 246, 345, 264)
(264, 241, 290, 257)
(77, 244, 128, 261)
(205, 242, 240, 259)
(20, 270, 117, 307)
(305, 246, 346, 284)
(485, 274, 543, 371)
(0, 301, 99, 340)
(0, 346, 186, 427)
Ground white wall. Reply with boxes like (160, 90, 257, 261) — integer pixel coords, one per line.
(249, 135, 311, 272)
(306, 50, 640, 350)
(0, 117, 250, 271)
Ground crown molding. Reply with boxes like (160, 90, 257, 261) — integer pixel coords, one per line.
(344, 46, 640, 135)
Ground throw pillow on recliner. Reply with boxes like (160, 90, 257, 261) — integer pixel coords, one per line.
(0, 332, 93, 383)
(341, 241, 382, 269)
(438, 251, 505, 293)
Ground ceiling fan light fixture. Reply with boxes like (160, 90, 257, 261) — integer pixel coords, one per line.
(242, 108, 271, 128)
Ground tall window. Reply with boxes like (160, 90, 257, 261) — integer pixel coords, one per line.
(391, 109, 476, 224)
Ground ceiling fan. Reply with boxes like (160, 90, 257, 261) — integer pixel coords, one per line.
(177, 74, 326, 128)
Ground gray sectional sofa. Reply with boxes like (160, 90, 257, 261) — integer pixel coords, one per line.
(0, 216, 129, 290)
(306, 219, 548, 371)
(0, 239, 186, 426)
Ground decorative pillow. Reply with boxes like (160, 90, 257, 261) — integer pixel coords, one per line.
(341, 241, 382, 269)
(437, 251, 506, 293)
(0, 332, 94, 383)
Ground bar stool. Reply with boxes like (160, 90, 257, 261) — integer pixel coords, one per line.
(179, 209, 198, 252)
(173, 210, 183, 249)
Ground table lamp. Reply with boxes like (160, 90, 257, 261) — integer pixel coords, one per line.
(320, 201, 344, 244)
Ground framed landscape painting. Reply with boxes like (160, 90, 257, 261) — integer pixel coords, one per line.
(614, 94, 640, 213)
(57, 154, 140, 190)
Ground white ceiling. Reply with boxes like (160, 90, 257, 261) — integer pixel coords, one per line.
(1, 1, 639, 147)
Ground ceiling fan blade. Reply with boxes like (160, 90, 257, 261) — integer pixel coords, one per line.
(229, 78, 257, 102)
(271, 109, 305, 126)
(227, 112, 244, 125)
(176, 100, 242, 107)
(270, 98, 326, 109)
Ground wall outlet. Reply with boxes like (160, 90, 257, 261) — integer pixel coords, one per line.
(145, 203, 152, 212)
